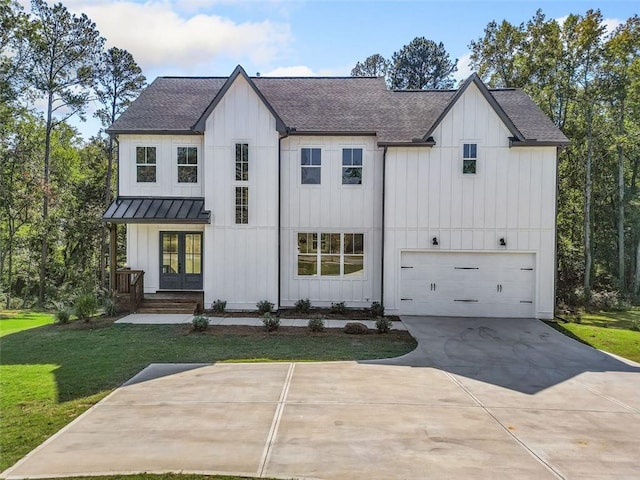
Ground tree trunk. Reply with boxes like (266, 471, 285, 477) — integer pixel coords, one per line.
(617, 104, 625, 293)
(100, 136, 114, 289)
(634, 238, 640, 295)
(39, 91, 53, 306)
(584, 109, 593, 303)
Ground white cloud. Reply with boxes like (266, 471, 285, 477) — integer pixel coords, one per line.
(262, 65, 317, 76)
(22, 1, 292, 73)
(261, 64, 353, 77)
(454, 53, 473, 82)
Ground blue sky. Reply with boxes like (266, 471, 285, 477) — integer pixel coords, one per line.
(20, 0, 638, 139)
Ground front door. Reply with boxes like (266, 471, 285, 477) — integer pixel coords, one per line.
(159, 232, 203, 290)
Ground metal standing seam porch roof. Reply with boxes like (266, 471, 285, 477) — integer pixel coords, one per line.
(102, 197, 211, 224)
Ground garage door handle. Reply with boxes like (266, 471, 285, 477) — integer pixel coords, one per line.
(454, 299, 478, 302)
(430, 283, 436, 291)
(497, 284, 502, 292)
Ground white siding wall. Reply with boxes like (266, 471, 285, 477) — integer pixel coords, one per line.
(118, 134, 203, 197)
(280, 135, 383, 307)
(383, 83, 557, 319)
(202, 75, 279, 310)
(127, 224, 205, 293)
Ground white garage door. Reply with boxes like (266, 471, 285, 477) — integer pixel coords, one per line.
(400, 252, 535, 318)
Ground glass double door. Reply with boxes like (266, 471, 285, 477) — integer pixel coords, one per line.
(159, 232, 203, 290)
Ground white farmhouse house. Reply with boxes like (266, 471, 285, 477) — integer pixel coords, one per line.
(103, 65, 568, 319)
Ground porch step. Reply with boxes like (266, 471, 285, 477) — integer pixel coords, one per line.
(135, 291, 204, 315)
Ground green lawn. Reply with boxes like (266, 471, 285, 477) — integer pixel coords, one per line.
(547, 309, 640, 363)
(0, 311, 416, 474)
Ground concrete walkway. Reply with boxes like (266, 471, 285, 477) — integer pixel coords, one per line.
(3, 317, 639, 480)
(115, 313, 407, 330)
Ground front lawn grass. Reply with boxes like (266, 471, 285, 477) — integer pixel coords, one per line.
(547, 309, 640, 363)
(0, 311, 416, 473)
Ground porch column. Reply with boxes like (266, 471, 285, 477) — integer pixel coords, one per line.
(109, 223, 117, 291)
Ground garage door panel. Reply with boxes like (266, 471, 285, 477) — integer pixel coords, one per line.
(399, 252, 535, 318)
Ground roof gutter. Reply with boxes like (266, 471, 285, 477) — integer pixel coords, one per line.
(509, 138, 570, 147)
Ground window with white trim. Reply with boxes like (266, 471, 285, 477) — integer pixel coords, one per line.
(177, 146, 197, 183)
(235, 143, 248, 181)
(462, 143, 477, 174)
(297, 233, 364, 277)
(301, 147, 321, 184)
(342, 148, 363, 184)
(136, 146, 156, 183)
(235, 186, 248, 224)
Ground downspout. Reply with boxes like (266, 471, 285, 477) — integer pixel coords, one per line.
(278, 129, 291, 310)
(553, 146, 561, 319)
(381, 145, 387, 307)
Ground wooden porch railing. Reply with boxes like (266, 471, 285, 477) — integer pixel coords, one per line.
(115, 269, 144, 311)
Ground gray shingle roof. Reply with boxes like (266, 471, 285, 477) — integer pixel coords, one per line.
(108, 68, 568, 145)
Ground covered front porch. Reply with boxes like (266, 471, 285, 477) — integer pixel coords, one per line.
(103, 196, 211, 312)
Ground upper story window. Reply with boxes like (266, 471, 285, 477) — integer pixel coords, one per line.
(177, 147, 198, 183)
(235, 143, 248, 181)
(462, 143, 477, 174)
(301, 147, 321, 184)
(136, 146, 156, 183)
(342, 148, 363, 184)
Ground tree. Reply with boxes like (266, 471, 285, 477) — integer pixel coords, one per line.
(603, 16, 640, 293)
(390, 37, 457, 89)
(351, 53, 390, 78)
(93, 46, 145, 287)
(469, 19, 526, 88)
(25, 0, 104, 305)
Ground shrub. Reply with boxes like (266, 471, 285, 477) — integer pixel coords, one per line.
(588, 290, 629, 312)
(375, 317, 393, 334)
(257, 300, 274, 315)
(307, 315, 325, 332)
(211, 299, 227, 314)
(330, 301, 346, 314)
(55, 308, 71, 324)
(344, 322, 368, 335)
(74, 293, 99, 322)
(262, 313, 280, 332)
(370, 301, 384, 318)
(295, 298, 311, 314)
(630, 320, 640, 332)
(103, 298, 118, 316)
(192, 315, 209, 332)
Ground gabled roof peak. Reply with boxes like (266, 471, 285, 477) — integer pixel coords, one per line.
(421, 73, 525, 142)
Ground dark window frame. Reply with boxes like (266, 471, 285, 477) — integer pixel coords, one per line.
(177, 146, 198, 183)
(462, 143, 477, 175)
(301, 147, 321, 185)
(136, 146, 157, 183)
(342, 148, 363, 185)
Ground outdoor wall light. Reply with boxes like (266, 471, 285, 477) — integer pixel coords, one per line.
(499, 237, 507, 246)
(432, 237, 439, 246)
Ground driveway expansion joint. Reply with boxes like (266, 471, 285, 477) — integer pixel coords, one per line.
(443, 369, 567, 480)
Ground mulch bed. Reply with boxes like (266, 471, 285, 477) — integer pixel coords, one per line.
(207, 308, 400, 322)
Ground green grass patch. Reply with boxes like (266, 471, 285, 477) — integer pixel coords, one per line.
(547, 309, 640, 363)
(0, 311, 416, 472)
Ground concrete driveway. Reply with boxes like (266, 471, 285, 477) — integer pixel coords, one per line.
(3, 317, 639, 480)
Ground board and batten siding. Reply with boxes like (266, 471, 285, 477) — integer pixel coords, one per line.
(127, 224, 205, 293)
(202, 74, 279, 310)
(383, 82, 558, 319)
(280, 135, 383, 307)
(118, 134, 204, 197)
